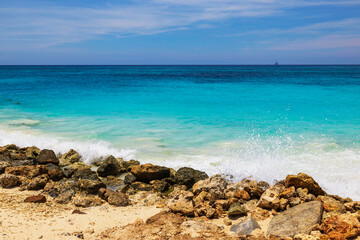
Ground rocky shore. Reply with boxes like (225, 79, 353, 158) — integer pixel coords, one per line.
(0, 144, 359, 240)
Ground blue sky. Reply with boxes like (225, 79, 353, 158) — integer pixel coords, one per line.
(1, 0, 360, 64)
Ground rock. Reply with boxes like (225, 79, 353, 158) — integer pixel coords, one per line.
(228, 202, 247, 217)
(62, 167, 75, 178)
(266, 201, 323, 237)
(150, 179, 169, 192)
(174, 167, 208, 188)
(72, 210, 86, 214)
(279, 198, 289, 211)
(24, 195, 46, 203)
(98, 188, 130, 206)
(46, 163, 64, 181)
(131, 163, 170, 183)
(296, 188, 309, 199)
(73, 168, 97, 180)
(293, 234, 318, 240)
(344, 201, 360, 212)
(101, 176, 124, 190)
(237, 179, 268, 199)
(60, 149, 80, 165)
(168, 189, 194, 216)
(257, 188, 281, 210)
(234, 189, 251, 200)
(78, 178, 106, 194)
(285, 173, 325, 196)
(5, 165, 47, 178)
(25, 146, 40, 159)
(250, 207, 271, 221)
(320, 213, 360, 239)
(10, 159, 35, 167)
(223, 219, 232, 226)
(73, 195, 103, 207)
(131, 181, 152, 191)
(97, 155, 124, 177)
(230, 216, 261, 235)
(0, 161, 11, 174)
(192, 175, 228, 199)
(27, 174, 49, 190)
(289, 197, 301, 207)
(55, 189, 75, 204)
(280, 186, 297, 199)
(0, 173, 21, 188)
(36, 149, 59, 165)
(317, 195, 346, 213)
(124, 173, 136, 184)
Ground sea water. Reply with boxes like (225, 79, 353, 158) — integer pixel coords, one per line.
(0, 65, 359, 199)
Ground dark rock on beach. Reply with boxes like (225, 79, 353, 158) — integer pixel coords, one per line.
(98, 188, 130, 206)
(131, 163, 170, 183)
(97, 155, 124, 177)
(174, 167, 208, 188)
(0, 173, 21, 188)
(24, 195, 47, 203)
(36, 149, 59, 165)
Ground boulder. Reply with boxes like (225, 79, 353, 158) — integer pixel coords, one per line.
(174, 167, 208, 188)
(320, 213, 360, 239)
(236, 179, 268, 199)
(0, 173, 21, 188)
(78, 178, 106, 194)
(131, 181, 152, 191)
(285, 173, 325, 196)
(168, 189, 194, 216)
(131, 163, 170, 183)
(97, 155, 124, 177)
(228, 202, 247, 217)
(344, 201, 360, 212)
(150, 179, 169, 192)
(73, 195, 103, 208)
(24, 195, 46, 203)
(124, 173, 136, 184)
(46, 163, 64, 181)
(27, 174, 49, 190)
(5, 165, 47, 178)
(317, 195, 346, 213)
(25, 146, 40, 159)
(121, 159, 140, 171)
(62, 167, 75, 178)
(73, 168, 97, 180)
(230, 216, 261, 235)
(36, 149, 59, 165)
(98, 188, 130, 206)
(192, 175, 228, 199)
(266, 201, 323, 237)
(234, 189, 250, 200)
(55, 189, 75, 204)
(60, 149, 80, 165)
(101, 176, 124, 190)
(257, 188, 281, 210)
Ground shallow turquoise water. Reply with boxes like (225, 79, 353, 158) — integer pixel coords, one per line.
(0, 66, 359, 198)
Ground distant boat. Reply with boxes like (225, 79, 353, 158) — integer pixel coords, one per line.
(275, 61, 279, 66)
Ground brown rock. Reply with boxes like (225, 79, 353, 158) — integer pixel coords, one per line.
(0, 173, 21, 188)
(317, 195, 346, 214)
(5, 165, 47, 178)
(280, 186, 297, 199)
(72, 210, 86, 214)
(168, 189, 194, 216)
(60, 149, 80, 165)
(73, 195, 103, 207)
(36, 149, 59, 165)
(27, 174, 49, 190)
(97, 155, 125, 177)
(24, 195, 46, 203)
(131, 163, 170, 183)
(78, 178, 106, 194)
(257, 188, 281, 210)
(320, 213, 360, 239)
(55, 189, 75, 204)
(0, 161, 11, 174)
(131, 181, 152, 191)
(25, 146, 40, 159)
(289, 197, 301, 207)
(192, 175, 228, 199)
(285, 173, 325, 196)
(98, 188, 130, 206)
(344, 201, 360, 212)
(228, 202, 247, 217)
(234, 189, 250, 200)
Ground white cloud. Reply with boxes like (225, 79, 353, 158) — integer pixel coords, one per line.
(0, 0, 360, 49)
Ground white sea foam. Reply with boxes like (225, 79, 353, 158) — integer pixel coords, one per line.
(0, 125, 359, 200)
(0, 126, 136, 163)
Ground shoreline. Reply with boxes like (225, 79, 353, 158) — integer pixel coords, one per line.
(0, 144, 359, 239)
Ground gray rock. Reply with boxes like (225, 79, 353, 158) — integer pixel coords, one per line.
(230, 216, 261, 235)
(266, 201, 323, 237)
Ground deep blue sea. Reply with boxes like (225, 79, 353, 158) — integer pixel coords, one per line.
(0, 65, 359, 199)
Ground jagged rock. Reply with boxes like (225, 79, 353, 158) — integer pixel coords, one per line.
(0, 161, 11, 174)
(60, 149, 80, 165)
(24, 195, 46, 203)
(228, 202, 247, 217)
(5, 165, 47, 178)
(236, 179, 269, 199)
(285, 173, 325, 196)
(27, 174, 49, 190)
(78, 178, 106, 194)
(0, 173, 21, 188)
(25, 146, 40, 159)
(55, 189, 75, 204)
(131, 181, 152, 191)
(257, 188, 281, 210)
(234, 189, 250, 200)
(289, 197, 301, 207)
(230, 216, 261, 235)
(317, 195, 346, 213)
(280, 186, 297, 199)
(174, 167, 208, 188)
(344, 201, 360, 212)
(266, 201, 323, 237)
(46, 163, 64, 181)
(320, 213, 360, 239)
(36, 149, 59, 165)
(131, 163, 170, 183)
(296, 188, 309, 200)
(150, 179, 169, 192)
(62, 167, 75, 178)
(73, 195, 103, 207)
(123, 173, 136, 184)
(98, 188, 129, 206)
(10, 152, 27, 160)
(168, 189, 194, 216)
(97, 155, 124, 177)
(73, 168, 97, 179)
(101, 176, 124, 190)
(279, 198, 289, 211)
(121, 159, 140, 171)
(250, 207, 271, 221)
(192, 175, 228, 199)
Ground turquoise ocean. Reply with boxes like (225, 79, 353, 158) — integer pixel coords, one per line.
(0, 66, 359, 199)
